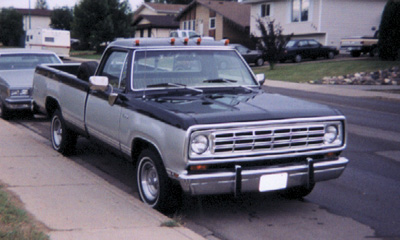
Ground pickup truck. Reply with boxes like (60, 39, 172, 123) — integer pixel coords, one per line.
(32, 37, 348, 213)
(340, 32, 379, 57)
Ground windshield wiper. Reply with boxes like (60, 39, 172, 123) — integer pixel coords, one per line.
(146, 82, 203, 93)
(203, 78, 237, 83)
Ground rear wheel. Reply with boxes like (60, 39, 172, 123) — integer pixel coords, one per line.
(255, 58, 264, 66)
(51, 109, 77, 155)
(136, 149, 181, 213)
(351, 51, 361, 57)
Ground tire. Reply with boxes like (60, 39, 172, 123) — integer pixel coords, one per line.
(351, 51, 361, 57)
(77, 61, 99, 81)
(51, 109, 77, 155)
(294, 54, 302, 63)
(370, 47, 379, 57)
(136, 149, 181, 213)
(280, 183, 315, 199)
(327, 51, 335, 59)
(255, 58, 264, 66)
(0, 101, 11, 120)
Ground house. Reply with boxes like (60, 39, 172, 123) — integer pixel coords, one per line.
(244, 0, 387, 47)
(132, 3, 186, 38)
(16, 8, 52, 31)
(175, 0, 251, 44)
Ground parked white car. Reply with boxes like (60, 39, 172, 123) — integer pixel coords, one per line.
(0, 49, 62, 119)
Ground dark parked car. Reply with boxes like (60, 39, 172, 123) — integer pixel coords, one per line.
(280, 39, 339, 63)
(231, 44, 265, 66)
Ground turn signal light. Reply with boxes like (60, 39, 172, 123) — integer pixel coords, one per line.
(190, 165, 208, 171)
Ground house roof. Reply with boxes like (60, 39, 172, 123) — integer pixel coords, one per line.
(133, 15, 180, 29)
(176, 0, 250, 29)
(15, 8, 52, 17)
(144, 3, 186, 13)
(134, 3, 186, 17)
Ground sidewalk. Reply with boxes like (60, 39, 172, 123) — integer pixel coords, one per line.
(0, 120, 205, 240)
(264, 79, 400, 101)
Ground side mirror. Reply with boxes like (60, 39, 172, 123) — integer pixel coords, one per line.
(256, 73, 265, 85)
(89, 76, 109, 91)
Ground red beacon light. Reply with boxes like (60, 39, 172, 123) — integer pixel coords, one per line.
(224, 39, 230, 46)
(170, 38, 175, 45)
(135, 39, 140, 46)
(196, 37, 201, 45)
(183, 38, 189, 45)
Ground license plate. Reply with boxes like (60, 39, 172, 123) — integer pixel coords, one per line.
(259, 173, 288, 192)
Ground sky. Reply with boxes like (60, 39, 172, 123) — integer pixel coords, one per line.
(0, 0, 144, 11)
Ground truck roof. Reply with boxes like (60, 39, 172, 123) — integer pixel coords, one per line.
(108, 37, 229, 49)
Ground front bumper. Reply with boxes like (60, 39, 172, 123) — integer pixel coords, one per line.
(5, 97, 34, 111)
(177, 157, 348, 195)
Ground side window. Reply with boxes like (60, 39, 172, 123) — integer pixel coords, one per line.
(100, 51, 129, 91)
(308, 40, 319, 47)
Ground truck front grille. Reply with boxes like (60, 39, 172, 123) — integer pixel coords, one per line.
(211, 124, 325, 155)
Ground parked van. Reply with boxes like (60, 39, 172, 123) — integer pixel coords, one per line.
(25, 29, 71, 58)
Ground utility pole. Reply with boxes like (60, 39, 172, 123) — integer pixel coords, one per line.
(29, 0, 31, 29)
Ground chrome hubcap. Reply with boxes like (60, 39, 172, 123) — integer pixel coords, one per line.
(140, 159, 159, 202)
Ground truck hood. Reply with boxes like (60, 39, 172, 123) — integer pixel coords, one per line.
(133, 90, 342, 130)
(0, 69, 35, 88)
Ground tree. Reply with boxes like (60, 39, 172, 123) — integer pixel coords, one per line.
(253, 19, 292, 70)
(72, 0, 133, 52)
(35, 0, 48, 9)
(50, 7, 73, 30)
(0, 8, 24, 46)
(378, 0, 400, 61)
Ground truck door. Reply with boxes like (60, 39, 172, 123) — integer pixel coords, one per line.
(85, 50, 129, 151)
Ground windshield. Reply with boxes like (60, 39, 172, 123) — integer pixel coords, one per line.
(0, 53, 61, 70)
(286, 40, 296, 48)
(132, 49, 256, 90)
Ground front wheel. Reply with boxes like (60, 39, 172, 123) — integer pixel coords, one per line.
(294, 54, 302, 63)
(136, 149, 181, 213)
(327, 51, 335, 59)
(51, 109, 77, 155)
(280, 183, 315, 199)
(0, 101, 11, 120)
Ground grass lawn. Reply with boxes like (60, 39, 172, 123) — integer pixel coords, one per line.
(70, 50, 102, 60)
(252, 58, 400, 83)
(0, 184, 49, 240)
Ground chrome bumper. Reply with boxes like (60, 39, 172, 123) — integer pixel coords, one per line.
(177, 157, 348, 196)
(5, 97, 34, 111)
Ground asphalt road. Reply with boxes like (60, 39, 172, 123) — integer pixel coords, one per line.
(262, 86, 400, 239)
(8, 86, 400, 240)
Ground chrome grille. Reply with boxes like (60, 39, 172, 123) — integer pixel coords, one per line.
(211, 124, 326, 155)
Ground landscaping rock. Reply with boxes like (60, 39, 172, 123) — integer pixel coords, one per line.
(310, 66, 400, 85)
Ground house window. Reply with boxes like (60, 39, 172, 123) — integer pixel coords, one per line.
(45, 37, 55, 42)
(183, 20, 195, 30)
(209, 17, 216, 29)
(261, 4, 270, 17)
(291, 0, 309, 22)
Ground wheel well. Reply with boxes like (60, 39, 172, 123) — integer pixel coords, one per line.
(131, 138, 160, 163)
(45, 97, 59, 117)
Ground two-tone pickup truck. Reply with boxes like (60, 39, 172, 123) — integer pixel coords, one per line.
(32, 38, 348, 213)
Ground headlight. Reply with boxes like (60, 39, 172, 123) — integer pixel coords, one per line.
(191, 135, 209, 154)
(324, 125, 338, 144)
(10, 89, 30, 96)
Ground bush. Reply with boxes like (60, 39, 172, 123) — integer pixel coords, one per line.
(378, 0, 400, 60)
